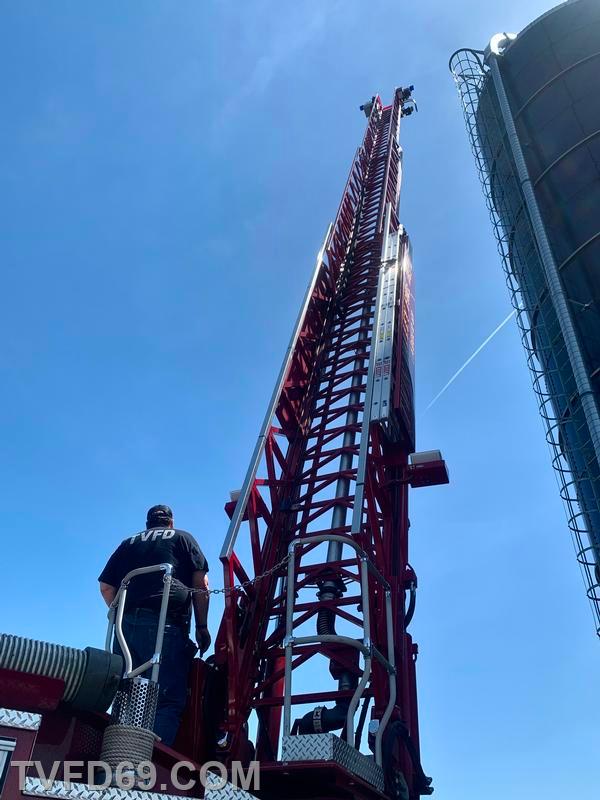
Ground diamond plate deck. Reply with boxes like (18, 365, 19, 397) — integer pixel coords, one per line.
(0, 707, 41, 731)
(205, 773, 258, 799)
(281, 734, 385, 792)
(22, 774, 258, 800)
(23, 779, 182, 799)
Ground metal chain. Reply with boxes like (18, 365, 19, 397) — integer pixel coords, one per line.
(108, 552, 292, 611)
(187, 551, 292, 597)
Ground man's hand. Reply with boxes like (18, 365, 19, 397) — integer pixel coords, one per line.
(195, 625, 211, 656)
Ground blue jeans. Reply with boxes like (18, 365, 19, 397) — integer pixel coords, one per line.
(113, 609, 193, 747)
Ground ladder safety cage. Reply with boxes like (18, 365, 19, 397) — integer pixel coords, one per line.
(282, 533, 396, 766)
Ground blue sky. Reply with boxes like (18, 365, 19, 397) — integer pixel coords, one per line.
(1, 2, 598, 798)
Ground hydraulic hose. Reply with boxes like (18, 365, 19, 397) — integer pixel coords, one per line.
(382, 720, 433, 797)
(297, 591, 358, 735)
(404, 583, 417, 629)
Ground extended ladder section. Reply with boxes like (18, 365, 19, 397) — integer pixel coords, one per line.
(214, 89, 447, 800)
(371, 215, 405, 427)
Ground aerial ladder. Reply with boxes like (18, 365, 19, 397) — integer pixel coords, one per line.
(0, 88, 448, 800)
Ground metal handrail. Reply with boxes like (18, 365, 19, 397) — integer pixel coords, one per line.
(221, 114, 383, 565)
(375, 587, 396, 765)
(105, 563, 174, 683)
(220, 225, 333, 562)
(282, 534, 396, 766)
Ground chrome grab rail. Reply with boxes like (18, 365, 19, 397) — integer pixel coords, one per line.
(282, 534, 396, 766)
(105, 563, 174, 683)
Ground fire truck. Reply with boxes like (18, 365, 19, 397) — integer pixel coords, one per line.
(0, 87, 448, 800)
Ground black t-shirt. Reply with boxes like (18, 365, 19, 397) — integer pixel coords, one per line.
(98, 528, 208, 624)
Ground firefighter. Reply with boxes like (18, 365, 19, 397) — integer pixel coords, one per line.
(98, 504, 210, 746)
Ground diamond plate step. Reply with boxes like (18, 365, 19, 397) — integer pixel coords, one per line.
(281, 733, 385, 792)
(0, 707, 41, 731)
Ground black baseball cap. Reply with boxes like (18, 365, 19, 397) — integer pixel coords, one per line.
(146, 505, 173, 526)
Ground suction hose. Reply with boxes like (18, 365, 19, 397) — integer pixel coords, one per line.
(0, 633, 122, 712)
